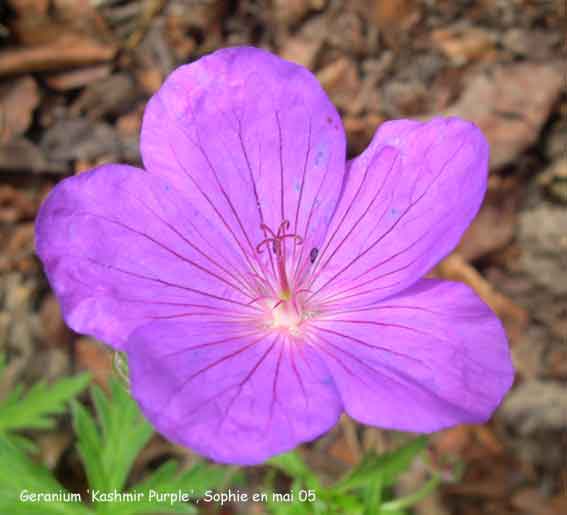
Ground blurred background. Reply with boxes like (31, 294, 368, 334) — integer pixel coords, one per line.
(0, 1, 565, 514)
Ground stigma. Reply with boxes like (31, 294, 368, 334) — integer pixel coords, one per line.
(256, 220, 302, 297)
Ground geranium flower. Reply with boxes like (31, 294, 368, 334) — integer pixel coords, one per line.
(36, 47, 514, 465)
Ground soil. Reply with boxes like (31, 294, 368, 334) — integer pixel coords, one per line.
(0, 1, 565, 514)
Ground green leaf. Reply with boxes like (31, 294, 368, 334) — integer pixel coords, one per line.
(267, 452, 354, 515)
(71, 375, 237, 515)
(268, 451, 321, 490)
(0, 373, 90, 433)
(136, 460, 234, 497)
(0, 435, 92, 515)
(327, 492, 364, 514)
(379, 472, 441, 513)
(5, 433, 38, 453)
(363, 474, 383, 515)
(333, 436, 428, 493)
(264, 488, 312, 515)
(71, 400, 106, 496)
(105, 461, 236, 515)
(72, 379, 153, 496)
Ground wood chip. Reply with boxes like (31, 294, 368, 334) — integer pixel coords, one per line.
(436, 253, 529, 335)
(0, 138, 53, 174)
(432, 26, 497, 66)
(70, 73, 138, 119)
(457, 192, 518, 261)
(0, 33, 116, 77)
(0, 75, 39, 142)
(75, 337, 113, 389)
(445, 62, 563, 169)
(316, 57, 361, 112)
(373, 0, 421, 48)
(39, 294, 73, 348)
(44, 64, 112, 91)
(280, 36, 322, 70)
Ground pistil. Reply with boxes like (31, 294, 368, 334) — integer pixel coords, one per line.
(256, 220, 302, 299)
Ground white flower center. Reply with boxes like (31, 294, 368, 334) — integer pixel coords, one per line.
(270, 299, 302, 335)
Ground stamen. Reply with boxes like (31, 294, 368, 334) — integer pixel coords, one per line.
(255, 220, 303, 257)
(255, 220, 303, 296)
(247, 294, 270, 305)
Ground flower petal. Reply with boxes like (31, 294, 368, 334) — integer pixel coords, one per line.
(307, 117, 489, 308)
(141, 46, 346, 270)
(310, 279, 514, 431)
(126, 320, 342, 464)
(35, 165, 262, 350)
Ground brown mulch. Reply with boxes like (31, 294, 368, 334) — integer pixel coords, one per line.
(0, 1, 565, 514)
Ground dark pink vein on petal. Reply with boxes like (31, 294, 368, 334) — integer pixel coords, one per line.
(311, 325, 429, 367)
(78, 180, 254, 295)
(314, 333, 432, 396)
(313, 230, 434, 306)
(114, 298, 238, 310)
(74, 255, 260, 311)
(275, 110, 285, 222)
(322, 304, 444, 318)
(215, 335, 279, 433)
(308, 141, 467, 300)
(269, 341, 285, 430)
(292, 116, 312, 261)
(309, 149, 399, 288)
(129, 186, 257, 297)
(311, 341, 373, 389)
(304, 146, 394, 287)
(165, 129, 262, 282)
(318, 330, 483, 414)
(190, 128, 271, 281)
(155, 330, 266, 361)
(232, 110, 278, 291)
(75, 211, 254, 300)
(292, 146, 336, 287)
(160, 333, 268, 416)
(145, 312, 256, 324)
(288, 343, 309, 410)
(326, 318, 454, 347)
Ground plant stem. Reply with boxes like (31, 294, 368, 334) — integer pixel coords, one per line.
(379, 473, 441, 512)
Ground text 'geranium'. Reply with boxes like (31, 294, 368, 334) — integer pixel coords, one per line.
(36, 47, 514, 465)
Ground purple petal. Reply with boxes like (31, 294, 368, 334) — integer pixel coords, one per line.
(141, 46, 346, 265)
(126, 320, 342, 464)
(306, 117, 489, 308)
(310, 279, 514, 431)
(35, 165, 261, 350)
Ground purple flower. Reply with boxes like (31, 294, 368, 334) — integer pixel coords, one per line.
(36, 47, 514, 465)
